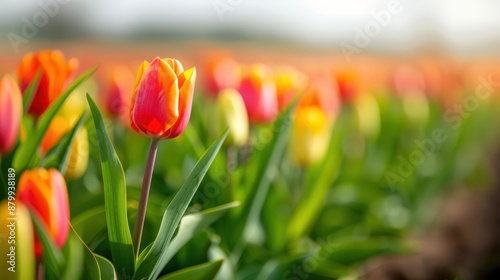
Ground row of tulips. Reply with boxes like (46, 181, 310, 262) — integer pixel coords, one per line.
(0, 48, 498, 279)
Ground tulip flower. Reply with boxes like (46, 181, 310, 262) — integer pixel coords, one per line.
(212, 88, 249, 146)
(290, 105, 330, 166)
(65, 127, 89, 180)
(17, 50, 78, 117)
(130, 57, 196, 139)
(40, 115, 88, 179)
(300, 74, 340, 118)
(0, 200, 35, 280)
(103, 66, 134, 120)
(203, 54, 241, 96)
(336, 69, 360, 103)
(0, 75, 22, 155)
(17, 168, 70, 257)
(129, 56, 196, 257)
(275, 67, 307, 111)
(40, 115, 72, 154)
(238, 64, 278, 123)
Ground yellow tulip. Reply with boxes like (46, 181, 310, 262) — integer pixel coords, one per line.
(212, 88, 249, 146)
(65, 127, 89, 180)
(0, 200, 35, 280)
(291, 106, 330, 166)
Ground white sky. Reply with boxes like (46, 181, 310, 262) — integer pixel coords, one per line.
(1, 0, 500, 56)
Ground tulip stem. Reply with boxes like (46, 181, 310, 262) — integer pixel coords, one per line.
(132, 138, 159, 258)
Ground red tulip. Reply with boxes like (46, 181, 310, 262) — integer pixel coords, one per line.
(17, 168, 70, 257)
(238, 64, 278, 123)
(0, 75, 22, 155)
(130, 57, 196, 139)
(17, 50, 78, 117)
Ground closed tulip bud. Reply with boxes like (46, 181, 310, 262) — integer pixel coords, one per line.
(291, 106, 330, 166)
(204, 55, 241, 96)
(238, 64, 278, 123)
(336, 69, 360, 103)
(104, 66, 134, 119)
(17, 168, 70, 257)
(212, 88, 249, 146)
(0, 75, 22, 155)
(275, 67, 307, 111)
(65, 127, 89, 180)
(40, 115, 89, 179)
(40, 115, 71, 155)
(130, 57, 196, 139)
(0, 201, 36, 280)
(17, 50, 78, 117)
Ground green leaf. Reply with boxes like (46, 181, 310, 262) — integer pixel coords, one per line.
(13, 66, 97, 171)
(31, 212, 64, 279)
(137, 202, 239, 266)
(157, 259, 223, 280)
(40, 112, 88, 174)
(72, 206, 108, 249)
(22, 70, 41, 112)
(87, 94, 135, 278)
(96, 255, 118, 280)
(230, 101, 295, 247)
(69, 225, 101, 280)
(134, 130, 229, 280)
(61, 233, 84, 280)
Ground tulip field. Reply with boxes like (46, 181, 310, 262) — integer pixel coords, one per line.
(0, 46, 500, 280)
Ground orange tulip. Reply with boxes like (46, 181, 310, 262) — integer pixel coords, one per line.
(300, 73, 340, 118)
(17, 168, 70, 257)
(238, 64, 278, 123)
(104, 65, 134, 120)
(336, 69, 359, 103)
(0, 75, 22, 155)
(203, 54, 241, 96)
(274, 67, 307, 111)
(130, 57, 196, 139)
(17, 50, 78, 117)
(40, 115, 71, 155)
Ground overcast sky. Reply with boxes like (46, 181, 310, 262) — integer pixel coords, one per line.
(1, 0, 500, 56)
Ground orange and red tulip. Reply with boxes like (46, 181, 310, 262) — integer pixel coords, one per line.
(40, 115, 72, 155)
(0, 75, 22, 155)
(336, 69, 360, 103)
(203, 54, 241, 96)
(238, 64, 278, 123)
(17, 50, 78, 117)
(130, 57, 196, 139)
(104, 65, 134, 120)
(17, 168, 70, 257)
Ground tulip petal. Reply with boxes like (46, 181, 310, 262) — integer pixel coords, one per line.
(164, 58, 184, 76)
(0, 75, 22, 155)
(165, 67, 196, 138)
(131, 58, 179, 138)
